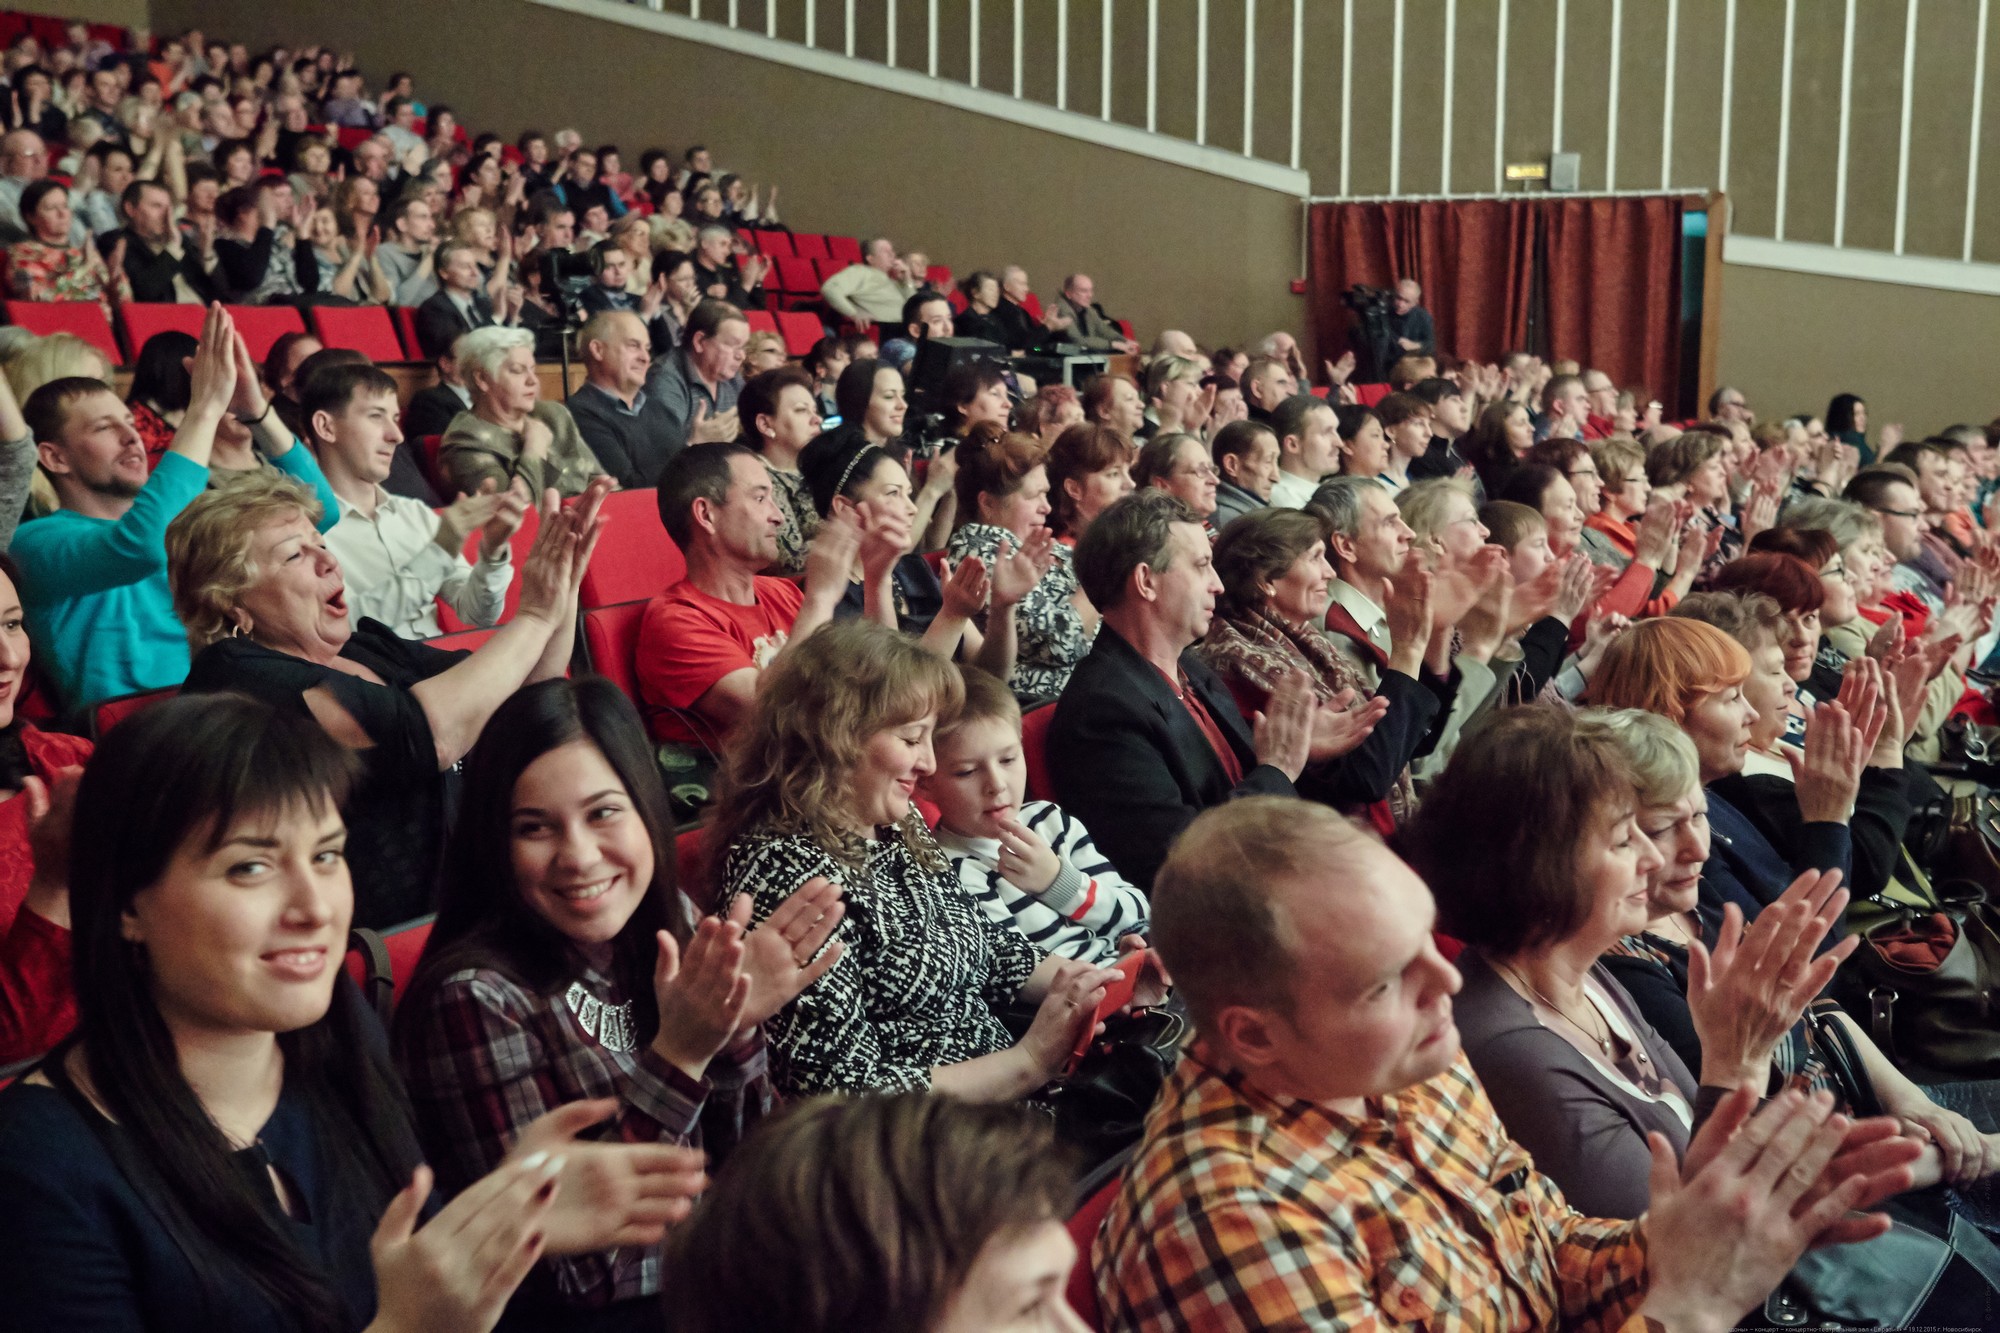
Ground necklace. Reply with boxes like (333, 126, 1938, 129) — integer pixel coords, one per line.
(564, 981, 637, 1052)
(1502, 964, 1619, 1059)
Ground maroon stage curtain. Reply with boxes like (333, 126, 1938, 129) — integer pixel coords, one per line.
(1540, 196, 1683, 408)
(1308, 196, 1684, 403)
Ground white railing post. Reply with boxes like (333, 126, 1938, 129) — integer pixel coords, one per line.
(1102, 0, 1113, 121)
(970, 0, 980, 87)
(1340, 0, 1352, 193)
(1717, 0, 1734, 193)
(1834, 0, 1856, 246)
(1440, 0, 1454, 192)
(1551, 0, 1565, 153)
(1057, 0, 1067, 109)
(1606, 0, 1621, 188)
(1012, 0, 1022, 97)
(1968, 0, 1990, 260)
(1147, 0, 1158, 132)
(1776, 0, 1794, 238)
(1892, 0, 1917, 254)
(1242, 0, 1255, 157)
(1196, 0, 1208, 146)
(1659, 0, 1677, 189)
(1291, 0, 1304, 171)
(1492, 0, 1508, 192)
(1389, 0, 1403, 191)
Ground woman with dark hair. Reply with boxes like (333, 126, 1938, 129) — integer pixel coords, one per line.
(710, 618, 1119, 1100)
(1404, 703, 1833, 1219)
(736, 365, 823, 576)
(1504, 462, 1694, 624)
(952, 270, 1009, 347)
(936, 358, 1011, 443)
(813, 357, 960, 550)
(797, 428, 1039, 674)
(1198, 507, 1417, 831)
(0, 693, 689, 1330)
(1826, 392, 1899, 466)
(396, 679, 840, 1330)
(1132, 431, 1219, 525)
(1332, 403, 1390, 479)
(1044, 421, 1135, 542)
(1709, 552, 1838, 731)
(802, 335, 848, 421)
(262, 329, 324, 439)
(664, 1093, 1088, 1332)
(6, 179, 127, 317)
(127, 327, 198, 467)
(637, 149, 677, 213)
(1462, 399, 1535, 498)
(947, 426, 1090, 702)
(0, 553, 91, 1062)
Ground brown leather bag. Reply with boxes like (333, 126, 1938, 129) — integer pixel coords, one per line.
(1847, 870, 2000, 1077)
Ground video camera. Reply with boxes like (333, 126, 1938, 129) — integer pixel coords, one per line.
(1340, 283, 1396, 383)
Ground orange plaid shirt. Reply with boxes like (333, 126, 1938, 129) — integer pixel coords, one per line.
(1094, 1047, 1653, 1332)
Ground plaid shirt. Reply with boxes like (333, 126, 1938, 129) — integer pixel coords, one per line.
(395, 960, 769, 1309)
(1094, 1047, 1651, 1332)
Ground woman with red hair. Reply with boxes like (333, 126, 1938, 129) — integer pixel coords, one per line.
(1709, 552, 1831, 748)
(1588, 616, 1879, 932)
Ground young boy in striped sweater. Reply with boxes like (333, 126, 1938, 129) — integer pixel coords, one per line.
(921, 666, 1150, 962)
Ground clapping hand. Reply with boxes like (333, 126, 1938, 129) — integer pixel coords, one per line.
(369, 1156, 562, 1333)
(1786, 686, 1886, 824)
(989, 528, 1056, 608)
(1307, 688, 1390, 763)
(1685, 873, 1856, 1089)
(503, 1100, 708, 1255)
(938, 554, 991, 621)
(729, 881, 846, 1029)
(650, 918, 751, 1080)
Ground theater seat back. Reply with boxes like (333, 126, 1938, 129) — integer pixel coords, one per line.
(225, 305, 306, 361)
(310, 304, 407, 362)
(1021, 703, 1058, 803)
(575, 489, 684, 609)
(1064, 1150, 1134, 1331)
(580, 600, 649, 706)
(4, 301, 120, 365)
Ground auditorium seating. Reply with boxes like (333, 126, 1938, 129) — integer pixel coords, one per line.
(1021, 702, 1057, 803)
(226, 305, 307, 361)
(776, 309, 824, 356)
(393, 306, 425, 360)
(310, 305, 409, 362)
(89, 685, 178, 740)
(4, 300, 119, 364)
(573, 488, 684, 609)
(347, 915, 435, 1023)
(578, 599, 648, 706)
(1063, 1146, 1135, 1330)
(118, 303, 205, 360)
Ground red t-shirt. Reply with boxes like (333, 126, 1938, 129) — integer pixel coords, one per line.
(637, 576, 806, 747)
(0, 725, 94, 1062)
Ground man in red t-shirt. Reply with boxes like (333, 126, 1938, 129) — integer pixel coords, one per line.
(639, 443, 860, 746)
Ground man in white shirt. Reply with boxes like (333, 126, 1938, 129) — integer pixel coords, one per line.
(1268, 393, 1341, 509)
(306, 361, 522, 640)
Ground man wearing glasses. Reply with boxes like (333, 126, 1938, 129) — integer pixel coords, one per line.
(1846, 465, 1945, 611)
(0, 131, 85, 246)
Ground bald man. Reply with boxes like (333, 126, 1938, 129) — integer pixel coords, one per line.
(0, 130, 84, 244)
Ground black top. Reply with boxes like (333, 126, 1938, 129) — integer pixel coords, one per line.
(564, 380, 686, 490)
(214, 228, 280, 303)
(184, 620, 465, 928)
(0, 984, 406, 1333)
(952, 306, 1012, 349)
(834, 552, 944, 637)
(119, 225, 220, 306)
(1047, 625, 1298, 888)
(1708, 765, 1910, 904)
(415, 288, 495, 362)
(403, 383, 469, 445)
(691, 258, 759, 311)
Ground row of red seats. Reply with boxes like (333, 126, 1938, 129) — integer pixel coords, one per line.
(2, 299, 417, 368)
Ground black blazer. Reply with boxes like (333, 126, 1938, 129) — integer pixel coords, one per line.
(414, 288, 494, 361)
(1047, 626, 1296, 889)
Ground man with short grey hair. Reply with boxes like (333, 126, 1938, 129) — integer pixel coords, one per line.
(1056, 272, 1139, 354)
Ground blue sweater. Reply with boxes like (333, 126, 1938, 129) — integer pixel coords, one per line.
(1699, 786, 1852, 946)
(13, 442, 339, 710)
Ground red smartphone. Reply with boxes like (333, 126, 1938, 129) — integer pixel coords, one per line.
(1066, 951, 1148, 1072)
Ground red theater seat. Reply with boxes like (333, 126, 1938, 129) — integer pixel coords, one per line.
(4, 300, 120, 364)
(119, 303, 205, 360)
(311, 304, 407, 362)
(1021, 703, 1057, 803)
(579, 600, 649, 706)
(574, 489, 683, 609)
(827, 236, 863, 264)
(777, 310, 824, 356)
(225, 305, 307, 362)
(790, 233, 829, 261)
(91, 686, 178, 740)
(433, 503, 539, 632)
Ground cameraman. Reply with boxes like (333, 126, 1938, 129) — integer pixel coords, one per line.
(1385, 277, 1434, 359)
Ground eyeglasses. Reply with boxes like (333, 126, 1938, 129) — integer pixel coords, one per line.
(1175, 463, 1220, 481)
(1567, 467, 1600, 481)
(1870, 506, 1923, 520)
(1820, 560, 1848, 579)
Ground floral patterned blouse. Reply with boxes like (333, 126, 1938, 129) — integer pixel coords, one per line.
(6, 239, 129, 319)
(947, 521, 1094, 703)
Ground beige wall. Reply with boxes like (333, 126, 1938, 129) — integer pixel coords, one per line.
(1718, 262, 2000, 435)
(150, 0, 1305, 352)
(29, 0, 147, 26)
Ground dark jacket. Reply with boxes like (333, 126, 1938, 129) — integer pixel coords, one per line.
(1709, 766, 1912, 904)
(414, 288, 495, 362)
(1699, 786, 1852, 946)
(1048, 625, 1296, 888)
(119, 227, 219, 305)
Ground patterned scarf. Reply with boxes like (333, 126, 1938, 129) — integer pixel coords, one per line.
(1200, 607, 1416, 824)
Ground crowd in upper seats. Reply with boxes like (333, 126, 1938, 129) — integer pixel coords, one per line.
(0, 16, 1995, 1333)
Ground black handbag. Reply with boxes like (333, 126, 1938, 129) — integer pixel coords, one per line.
(1840, 863, 2000, 1078)
(1051, 1006, 1186, 1173)
(1753, 1014, 2000, 1327)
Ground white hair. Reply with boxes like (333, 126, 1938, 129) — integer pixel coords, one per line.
(454, 326, 534, 383)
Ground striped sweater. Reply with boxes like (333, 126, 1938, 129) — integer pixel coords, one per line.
(934, 800, 1150, 963)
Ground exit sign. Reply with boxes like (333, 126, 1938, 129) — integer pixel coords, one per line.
(1505, 162, 1548, 180)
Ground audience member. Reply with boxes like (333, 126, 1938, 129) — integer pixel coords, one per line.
(711, 616, 1120, 1098)
(948, 427, 1090, 703)
(413, 239, 502, 362)
(438, 326, 603, 500)
(1046, 421, 1136, 543)
(1047, 490, 1374, 886)
(644, 297, 746, 450)
(0, 692, 688, 1329)
(6, 179, 127, 316)
(1209, 418, 1279, 526)
(665, 1093, 1087, 1332)
(737, 364, 822, 575)
(115, 177, 217, 303)
(820, 236, 913, 325)
(169, 472, 609, 926)
(1096, 794, 1918, 1329)
(565, 309, 684, 490)
(307, 361, 520, 641)
(1132, 431, 1218, 526)
(396, 677, 835, 1326)
(1267, 393, 1340, 508)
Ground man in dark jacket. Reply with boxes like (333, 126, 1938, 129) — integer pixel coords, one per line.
(117, 179, 219, 304)
(1046, 490, 1371, 887)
